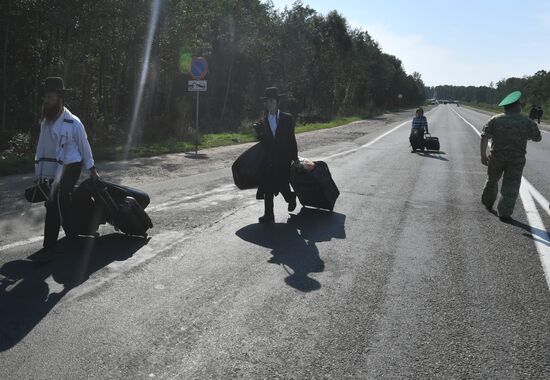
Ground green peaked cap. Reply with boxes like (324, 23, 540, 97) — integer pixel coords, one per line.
(498, 90, 522, 107)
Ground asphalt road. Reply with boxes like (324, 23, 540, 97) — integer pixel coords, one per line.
(0, 105, 549, 379)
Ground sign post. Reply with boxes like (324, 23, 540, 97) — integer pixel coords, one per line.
(188, 57, 208, 155)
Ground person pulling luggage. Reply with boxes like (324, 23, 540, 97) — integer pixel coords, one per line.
(253, 87, 298, 223)
(34, 77, 99, 261)
(410, 107, 429, 152)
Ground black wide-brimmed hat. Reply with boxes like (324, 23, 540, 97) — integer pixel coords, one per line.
(42, 77, 72, 93)
(260, 87, 285, 100)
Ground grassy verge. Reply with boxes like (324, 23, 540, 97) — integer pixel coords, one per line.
(462, 102, 501, 114)
(0, 113, 389, 177)
(463, 102, 550, 124)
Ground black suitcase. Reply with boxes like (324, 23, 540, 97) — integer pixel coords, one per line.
(63, 182, 105, 237)
(424, 134, 440, 151)
(409, 129, 424, 151)
(290, 161, 339, 211)
(93, 180, 153, 237)
(232, 143, 267, 190)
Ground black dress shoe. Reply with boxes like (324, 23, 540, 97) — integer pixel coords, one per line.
(259, 214, 275, 223)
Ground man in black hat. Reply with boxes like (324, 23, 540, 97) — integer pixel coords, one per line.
(254, 87, 298, 223)
(34, 77, 99, 261)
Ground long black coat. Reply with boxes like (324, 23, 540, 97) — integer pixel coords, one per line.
(256, 111, 298, 196)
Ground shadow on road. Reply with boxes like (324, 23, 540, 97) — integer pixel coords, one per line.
(236, 207, 346, 292)
(0, 233, 147, 351)
(486, 208, 550, 247)
(415, 151, 449, 161)
(508, 220, 550, 247)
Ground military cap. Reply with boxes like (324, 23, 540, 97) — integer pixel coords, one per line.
(498, 91, 521, 107)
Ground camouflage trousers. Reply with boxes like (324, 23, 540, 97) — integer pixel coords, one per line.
(481, 158, 525, 217)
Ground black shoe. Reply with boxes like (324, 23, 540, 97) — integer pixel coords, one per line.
(259, 214, 274, 223)
(256, 188, 264, 200)
(499, 216, 513, 223)
(288, 195, 297, 212)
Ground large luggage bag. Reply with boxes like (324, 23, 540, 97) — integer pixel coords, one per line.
(232, 143, 267, 190)
(409, 129, 424, 151)
(63, 181, 105, 237)
(93, 180, 153, 237)
(290, 161, 339, 211)
(424, 133, 440, 151)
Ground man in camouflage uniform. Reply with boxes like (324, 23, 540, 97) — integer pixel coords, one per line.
(480, 91, 542, 222)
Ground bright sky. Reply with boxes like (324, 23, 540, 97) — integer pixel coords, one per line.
(269, 0, 550, 87)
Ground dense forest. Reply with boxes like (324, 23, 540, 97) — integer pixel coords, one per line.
(0, 0, 426, 155)
(426, 70, 550, 115)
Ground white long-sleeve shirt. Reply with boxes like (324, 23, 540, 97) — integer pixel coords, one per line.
(267, 110, 280, 137)
(35, 107, 95, 180)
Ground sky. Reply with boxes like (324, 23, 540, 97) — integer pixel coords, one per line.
(269, 0, 550, 87)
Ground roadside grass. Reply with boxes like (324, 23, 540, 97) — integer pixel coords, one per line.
(463, 102, 550, 123)
(462, 102, 501, 114)
(0, 113, 393, 177)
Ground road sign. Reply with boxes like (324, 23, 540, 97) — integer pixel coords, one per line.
(190, 57, 208, 80)
(188, 80, 207, 92)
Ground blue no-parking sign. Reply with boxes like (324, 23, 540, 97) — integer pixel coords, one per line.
(190, 57, 208, 80)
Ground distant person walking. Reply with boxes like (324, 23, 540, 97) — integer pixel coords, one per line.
(529, 105, 544, 124)
(480, 91, 542, 222)
(34, 77, 99, 261)
(409, 107, 429, 152)
(253, 87, 298, 223)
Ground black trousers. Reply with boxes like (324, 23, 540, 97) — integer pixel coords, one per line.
(43, 162, 82, 248)
(263, 183, 293, 216)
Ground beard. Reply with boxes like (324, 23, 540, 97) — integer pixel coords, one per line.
(42, 101, 63, 122)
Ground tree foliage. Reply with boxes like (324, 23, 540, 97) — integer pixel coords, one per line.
(426, 70, 550, 116)
(0, 0, 426, 151)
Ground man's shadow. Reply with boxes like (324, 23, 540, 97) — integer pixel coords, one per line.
(0, 233, 147, 351)
(416, 150, 449, 161)
(487, 209, 550, 247)
(508, 219, 550, 247)
(236, 208, 346, 292)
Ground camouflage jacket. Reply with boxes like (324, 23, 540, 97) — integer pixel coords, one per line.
(481, 112, 541, 161)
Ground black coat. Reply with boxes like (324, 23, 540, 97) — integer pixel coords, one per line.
(255, 111, 298, 196)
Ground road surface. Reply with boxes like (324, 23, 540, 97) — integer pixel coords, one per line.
(1, 105, 549, 379)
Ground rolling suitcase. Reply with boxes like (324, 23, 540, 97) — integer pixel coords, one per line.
(62, 181, 105, 237)
(424, 133, 440, 151)
(93, 180, 153, 237)
(232, 143, 267, 190)
(290, 161, 339, 211)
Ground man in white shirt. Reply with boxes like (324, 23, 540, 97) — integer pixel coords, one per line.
(35, 77, 99, 261)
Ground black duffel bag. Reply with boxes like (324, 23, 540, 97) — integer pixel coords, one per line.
(24, 181, 51, 203)
(232, 143, 267, 190)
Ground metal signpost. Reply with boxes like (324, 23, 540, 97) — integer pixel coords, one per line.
(188, 57, 208, 155)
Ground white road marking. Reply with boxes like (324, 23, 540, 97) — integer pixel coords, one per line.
(519, 182, 550, 287)
(452, 108, 550, 289)
(319, 120, 409, 161)
(0, 236, 45, 252)
(541, 130, 549, 135)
